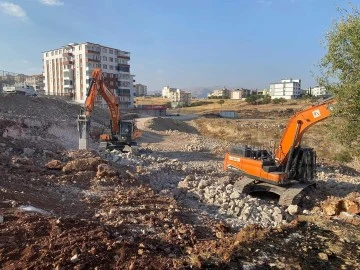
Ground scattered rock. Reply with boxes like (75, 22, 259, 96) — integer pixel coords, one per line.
(70, 254, 79, 263)
(46, 160, 63, 170)
(0, 215, 3, 223)
(96, 164, 118, 178)
(318, 252, 328, 261)
(62, 157, 105, 173)
(287, 205, 300, 215)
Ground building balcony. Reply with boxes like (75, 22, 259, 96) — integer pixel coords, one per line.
(63, 60, 73, 65)
(87, 58, 100, 63)
(117, 55, 130, 60)
(87, 49, 100, 54)
(63, 52, 73, 57)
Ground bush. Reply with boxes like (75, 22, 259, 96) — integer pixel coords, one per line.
(272, 98, 286, 104)
(334, 150, 353, 163)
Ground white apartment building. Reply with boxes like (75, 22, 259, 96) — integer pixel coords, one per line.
(162, 86, 177, 98)
(169, 89, 192, 108)
(270, 79, 302, 100)
(309, 86, 330, 97)
(134, 83, 147, 96)
(42, 42, 134, 109)
(231, 88, 253, 100)
(208, 87, 231, 98)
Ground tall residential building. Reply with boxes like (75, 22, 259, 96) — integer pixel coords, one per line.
(169, 89, 192, 108)
(270, 79, 301, 100)
(42, 42, 134, 109)
(134, 83, 147, 96)
(162, 86, 177, 98)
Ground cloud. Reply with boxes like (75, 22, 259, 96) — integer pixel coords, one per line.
(39, 0, 64, 6)
(0, 2, 27, 19)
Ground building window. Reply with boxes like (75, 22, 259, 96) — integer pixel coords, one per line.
(109, 65, 113, 70)
(109, 49, 113, 54)
(102, 56, 107, 61)
(103, 64, 107, 69)
(46, 53, 48, 57)
(109, 57, 113, 62)
(115, 58, 119, 63)
(102, 48, 107, 53)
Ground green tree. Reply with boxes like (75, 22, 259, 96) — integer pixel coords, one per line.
(318, 5, 360, 153)
(218, 99, 225, 106)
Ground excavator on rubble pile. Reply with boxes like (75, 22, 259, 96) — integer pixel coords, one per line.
(224, 97, 337, 205)
(77, 68, 141, 152)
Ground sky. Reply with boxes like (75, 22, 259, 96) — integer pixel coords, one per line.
(0, 0, 358, 92)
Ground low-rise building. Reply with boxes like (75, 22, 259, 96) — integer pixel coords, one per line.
(231, 88, 253, 99)
(162, 86, 177, 98)
(169, 89, 192, 108)
(25, 74, 45, 95)
(308, 86, 330, 97)
(257, 89, 271, 96)
(134, 83, 147, 96)
(270, 79, 302, 99)
(208, 87, 231, 99)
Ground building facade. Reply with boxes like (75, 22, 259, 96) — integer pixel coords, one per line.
(169, 89, 192, 108)
(42, 42, 134, 109)
(309, 86, 330, 97)
(134, 83, 147, 96)
(231, 88, 253, 99)
(25, 74, 44, 95)
(162, 86, 177, 98)
(270, 79, 301, 100)
(208, 87, 231, 98)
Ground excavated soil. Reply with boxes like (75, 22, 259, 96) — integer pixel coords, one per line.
(0, 96, 359, 269)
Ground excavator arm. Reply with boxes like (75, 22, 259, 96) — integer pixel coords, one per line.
(274, 97, 337, 166)
(84, 68, 120, 135)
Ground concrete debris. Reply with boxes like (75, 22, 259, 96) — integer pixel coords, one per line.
(287, 205, 300, 215)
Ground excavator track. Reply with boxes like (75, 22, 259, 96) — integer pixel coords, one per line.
(232, 172, 316, 206)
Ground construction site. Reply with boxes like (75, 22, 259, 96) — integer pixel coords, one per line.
(0, 91, 359, 269)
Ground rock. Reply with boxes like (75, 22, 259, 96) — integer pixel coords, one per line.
(342, 198, 360, 214)
(43, 150, 55, 158)
(23, 148, 35, 157)
(197, 179, 207, 189)
(0, 143, 6, 147)
(318, 252, 328, 261)
(62, 157, 105, 173)
(0, 215, 3, 223)
(70, 254, 79, 263)
(96, 163, 118, 178)
(11, 157, 33, 168)
(287, 205, 300, 215)
(138, 249, 144, 255)
(230, 191, 241, 199)
(322, 198, 341, 216)
(46, 160, 63, 170)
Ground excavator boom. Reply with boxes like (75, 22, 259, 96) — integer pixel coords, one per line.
(77, 68, 140, 152)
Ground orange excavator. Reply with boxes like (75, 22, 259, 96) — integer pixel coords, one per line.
(77, 68, 141, 152)
(224, 97, 337, 205)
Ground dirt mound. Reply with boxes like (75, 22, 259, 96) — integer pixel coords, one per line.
(0, 95, 109, 124)
(148, 117, 198, 134)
